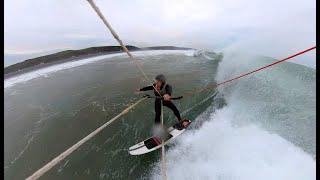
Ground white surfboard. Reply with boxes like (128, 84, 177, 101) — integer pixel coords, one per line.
(129, 120, 191, 155)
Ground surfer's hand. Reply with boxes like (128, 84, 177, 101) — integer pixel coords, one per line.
(163, 94, 171, 101)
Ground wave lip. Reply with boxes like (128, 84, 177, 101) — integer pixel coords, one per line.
(4, 50, 195, 89)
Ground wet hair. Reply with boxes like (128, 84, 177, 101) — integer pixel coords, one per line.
(155, 74, 166, 84)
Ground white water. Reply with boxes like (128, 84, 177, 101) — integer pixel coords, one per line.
(150, 103, 316, 180)
(4, 50, 195, 88)
(150, 51, 316, 180)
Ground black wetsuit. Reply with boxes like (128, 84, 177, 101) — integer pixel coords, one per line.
(140, 83, 182, 124)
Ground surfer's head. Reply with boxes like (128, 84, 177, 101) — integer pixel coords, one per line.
(155, 74, 166, 86)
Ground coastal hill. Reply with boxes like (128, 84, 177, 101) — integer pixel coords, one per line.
(4, 46, 192, 77)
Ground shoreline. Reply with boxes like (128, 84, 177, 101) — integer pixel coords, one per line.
(4, 46, 193, 78)
(4, 49, 195, 88)
(4, 51, 131, 79)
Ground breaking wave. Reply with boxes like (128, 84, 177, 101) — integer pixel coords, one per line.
(150, 51, 316, 180)
(150, 105, 316, 180)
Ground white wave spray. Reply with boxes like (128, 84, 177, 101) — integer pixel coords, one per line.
(150, 103, 315, 180)
(149, 51, 315, 180)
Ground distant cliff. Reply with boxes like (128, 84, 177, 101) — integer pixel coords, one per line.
(4, 46, 192, 76)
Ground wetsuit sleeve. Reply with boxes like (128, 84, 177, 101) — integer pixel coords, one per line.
(139, 85, 154, 91)
(165, 84, 172, 96)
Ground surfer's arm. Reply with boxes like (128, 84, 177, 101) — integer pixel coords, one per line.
(139, 85, 154, 91)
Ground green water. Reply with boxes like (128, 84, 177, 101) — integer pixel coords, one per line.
(4, 52, 221, 179)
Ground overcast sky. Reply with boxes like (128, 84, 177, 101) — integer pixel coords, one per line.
(4, 0, 316, 67)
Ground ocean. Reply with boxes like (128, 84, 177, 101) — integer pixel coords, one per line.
(4, 49, 315, 180)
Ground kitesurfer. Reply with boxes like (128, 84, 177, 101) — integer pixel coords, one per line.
(136, 74, 182, 125)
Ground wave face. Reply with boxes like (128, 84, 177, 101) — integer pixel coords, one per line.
(150, 51, 316, 180)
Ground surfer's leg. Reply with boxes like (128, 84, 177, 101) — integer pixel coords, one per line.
(163, 101, 182, 122)
(154, 99, 161, 124)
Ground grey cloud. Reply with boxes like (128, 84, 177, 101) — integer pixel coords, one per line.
(4, 0, 316, 68)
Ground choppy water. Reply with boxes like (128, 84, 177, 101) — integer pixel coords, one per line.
(4, 50, 315, 180)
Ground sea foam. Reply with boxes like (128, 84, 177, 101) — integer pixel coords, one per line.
(150, 104, 316, 180)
